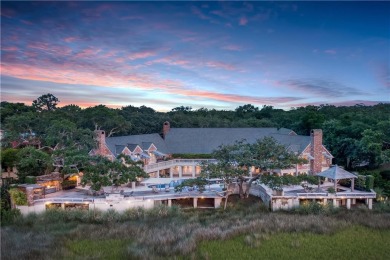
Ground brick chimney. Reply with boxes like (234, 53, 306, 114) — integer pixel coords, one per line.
(95, 130, 106, 153)
(162, 121, 170, 139)
(310, 129, 323, 174)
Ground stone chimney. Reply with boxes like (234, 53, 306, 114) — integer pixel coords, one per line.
(310, 129, 323, 174)
(95, 130, 106, 153)
(162, 121, 170, 139)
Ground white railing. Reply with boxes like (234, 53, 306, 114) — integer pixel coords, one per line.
(144, 159, 217, 171)
(297, 191, 376, 199)
(34, 198, 94, 204)
(297, 193, 328, 198)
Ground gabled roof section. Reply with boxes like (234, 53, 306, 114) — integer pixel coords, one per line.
(115, 145, 126, 155)
(142, 142, 156, 151)
(106, 133, 168, 155)
(127, 144, 140, 152)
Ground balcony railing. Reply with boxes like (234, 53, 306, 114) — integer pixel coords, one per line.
(34, 198, 94, 203)
(144, 159, 217, 171)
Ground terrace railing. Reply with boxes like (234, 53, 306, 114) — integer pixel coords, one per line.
(144, 159, 217, 172)
(297, 191, 376, 199)
(34, 198, 94, 204)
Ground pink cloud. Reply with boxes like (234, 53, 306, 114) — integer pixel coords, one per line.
(239, 16, 248, 26)
(1, 61, 299, 107)
(64, 37, 77, 43)
(205, 61, 236, 71)
(148, 56, 192, 67)
(74, 48, 102, 58)
(27, 42, 73, 56)
(102, 50, 119, 58)
(2, 46, 18, 51)
(128, 50, 156, 60)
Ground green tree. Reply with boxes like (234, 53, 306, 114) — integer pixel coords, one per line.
(358, 129, 388, 168)
(16, 147, 52, 182)
(201, 137, 303, 200)
(80, 105, 131, 137)
(81, 155, 148, 192)
(0, 101, 33, 124)
(0, 148, 19, 172)
(44, 119, 94, 151)
(32, 93, 59, 112)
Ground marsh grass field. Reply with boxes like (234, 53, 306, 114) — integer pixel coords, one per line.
(1, 196, 390, 260)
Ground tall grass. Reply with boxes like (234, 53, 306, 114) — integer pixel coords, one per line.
(198, 226, 390, 260)
(1, 196, 390, 259)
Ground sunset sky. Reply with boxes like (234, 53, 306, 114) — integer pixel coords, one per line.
(1, 1, 389, 111)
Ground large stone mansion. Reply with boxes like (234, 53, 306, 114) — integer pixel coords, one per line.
(90, 122, 333, 177)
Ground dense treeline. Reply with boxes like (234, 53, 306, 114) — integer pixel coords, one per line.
(1, 94, 389, 171)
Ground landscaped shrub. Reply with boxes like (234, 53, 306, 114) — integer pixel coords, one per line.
(8, 188, 27, 206)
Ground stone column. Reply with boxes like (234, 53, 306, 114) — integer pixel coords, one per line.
(346, 199, 351, 209)
(214, 198, 222, 208)
(61, 203, 66, 210)
(191, 166, 196, 178)
(26, 187, 34, 206)
(367, 199, 372, 210)
(170, 167, 174, 178)
(131, 181, 136, 189)
(193, 198, 197, 208)
(179, 166, 182, 178)
(352, 198, 356, 204)
(168, 199, 172, 207)
(323, 198, 327, 204)
(333, 199, 338, 207)
(157, 170, 160, 178)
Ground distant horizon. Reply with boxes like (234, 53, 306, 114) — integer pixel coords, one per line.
(1, 1, 389, 111)
(2, 94, 389, 113)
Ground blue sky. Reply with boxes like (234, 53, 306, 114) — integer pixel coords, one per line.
(1, 1, 389, 111)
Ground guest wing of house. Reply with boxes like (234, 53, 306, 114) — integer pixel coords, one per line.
(89, 122, 333, 175)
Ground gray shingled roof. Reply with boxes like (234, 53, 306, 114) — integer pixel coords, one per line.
(127, 144, 139, 152)
(142, 142, 153, 150)
(115, 145, 126, 155)
(164, 128, 309, 154)
(106, 128, 311, 155)
(317, 165, 357, 180)
(269, 134, 310, 154)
